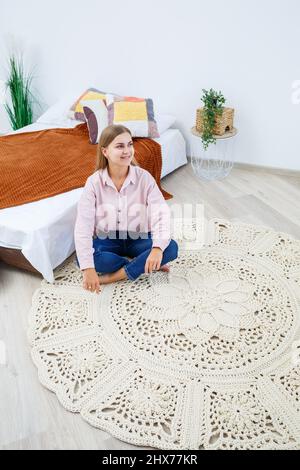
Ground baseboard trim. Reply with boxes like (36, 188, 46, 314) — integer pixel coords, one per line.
(234, 161, 300, 177)
(186, 156, 300, 177)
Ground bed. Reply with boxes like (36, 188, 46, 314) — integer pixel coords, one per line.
(0, 120, 187, 282)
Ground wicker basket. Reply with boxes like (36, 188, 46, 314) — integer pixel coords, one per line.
(196, 107, 234, 136)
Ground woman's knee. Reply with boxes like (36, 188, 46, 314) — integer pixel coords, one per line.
(165, 239, 178, 260)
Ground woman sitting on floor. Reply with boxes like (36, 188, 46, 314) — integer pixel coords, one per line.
(74, 124, 178, 294)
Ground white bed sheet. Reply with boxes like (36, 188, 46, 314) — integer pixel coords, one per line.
(0, 123, 187, 282)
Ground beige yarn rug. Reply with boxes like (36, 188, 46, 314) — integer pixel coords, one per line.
(28, 218, 300, 450)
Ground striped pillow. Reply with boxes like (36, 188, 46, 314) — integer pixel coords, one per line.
(106, 94, 160, 138)
(68, 88, 107, 121)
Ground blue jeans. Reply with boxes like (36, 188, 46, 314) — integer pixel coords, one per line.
(76, 231, 178, 281)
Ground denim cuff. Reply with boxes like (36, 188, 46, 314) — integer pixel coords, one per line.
(124, 263, 136, 281)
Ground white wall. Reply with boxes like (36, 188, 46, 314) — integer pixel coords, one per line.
(1, 0, 300, 170)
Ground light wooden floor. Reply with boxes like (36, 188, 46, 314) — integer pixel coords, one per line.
(1, 162, 300, 450)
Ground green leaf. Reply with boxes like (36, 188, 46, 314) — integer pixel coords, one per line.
(199, 88, 226, 150)
(4, 54, 37, 130)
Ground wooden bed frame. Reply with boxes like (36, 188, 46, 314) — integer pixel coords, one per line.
(0, 246, 43, 275)
(0, 246, 75, 279)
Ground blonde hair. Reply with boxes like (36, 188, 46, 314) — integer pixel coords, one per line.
(95, 125, 139, 171)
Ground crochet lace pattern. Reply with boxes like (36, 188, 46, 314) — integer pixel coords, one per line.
(28, 218, 300, 450)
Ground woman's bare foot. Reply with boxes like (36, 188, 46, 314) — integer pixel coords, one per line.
(97, 262, 169, 287)
(159, 264, 170, 272)
(98, 267, 128, 285)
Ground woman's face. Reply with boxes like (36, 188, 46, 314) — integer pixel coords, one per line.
(102, 132, 134, 167)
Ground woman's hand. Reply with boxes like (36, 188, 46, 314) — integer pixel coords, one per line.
(82, 268, 101, 294)
(145, 247, 163, 273)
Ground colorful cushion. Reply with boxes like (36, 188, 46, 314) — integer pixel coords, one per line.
(81, 99, 108, 144)
(68, 88, 107, 121)
(106, 94, 160, 138)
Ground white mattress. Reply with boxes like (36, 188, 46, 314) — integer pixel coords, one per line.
(0, 122, 187, 282)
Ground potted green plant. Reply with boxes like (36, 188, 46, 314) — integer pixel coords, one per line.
(196, 88, 234, 150)
(5, 54, 37, 130)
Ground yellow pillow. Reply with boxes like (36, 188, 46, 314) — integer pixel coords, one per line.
(106, 94, 159, 138)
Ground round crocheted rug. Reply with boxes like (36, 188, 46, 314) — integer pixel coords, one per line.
(28, 218, 300, 450)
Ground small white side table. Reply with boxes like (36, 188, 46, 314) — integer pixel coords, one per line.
(190, 126, 238, 180)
